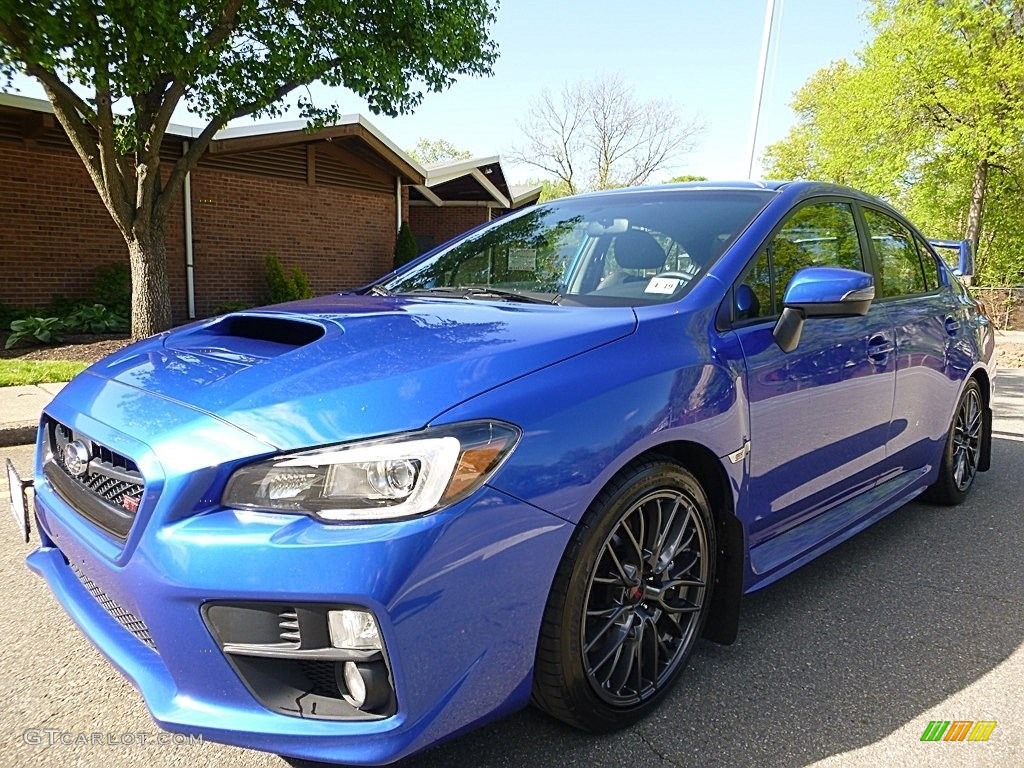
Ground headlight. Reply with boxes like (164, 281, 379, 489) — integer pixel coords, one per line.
(223, 420, 520, 522)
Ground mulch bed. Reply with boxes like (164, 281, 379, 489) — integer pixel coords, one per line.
(0, 334, 132, 364)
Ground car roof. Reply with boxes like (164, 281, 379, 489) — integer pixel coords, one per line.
(567, 180, 889, 208)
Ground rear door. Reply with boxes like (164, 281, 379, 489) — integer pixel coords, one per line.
(859, 206, 965, 476)
(730, 199, 896, 572)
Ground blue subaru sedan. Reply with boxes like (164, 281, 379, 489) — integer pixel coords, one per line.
(20, 181, 994, 764)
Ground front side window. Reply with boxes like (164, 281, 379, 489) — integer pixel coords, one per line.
(863, 208, 929, 298)
(734, 201, 865, 320)
(384, 191, 773, 306)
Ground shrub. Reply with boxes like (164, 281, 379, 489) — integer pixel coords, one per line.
(92, 263, 132, 316)
(264, 255, 312, 303)
(0, 303, 29, 329)
(393, 221, 419, 270)
(290, 266, 312, 300)
(44, 294, 89, 318)
(5, 316, 66, 349)
(212, 301, 255, 316)
(64, 303, 129, 334)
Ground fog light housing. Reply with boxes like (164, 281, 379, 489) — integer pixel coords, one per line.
(203, 602, 396, 719)
(328, 609, 382, 651)
(339, 660, 390, 710)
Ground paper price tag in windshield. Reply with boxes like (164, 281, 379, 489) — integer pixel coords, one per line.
(645, 277, 680, 294)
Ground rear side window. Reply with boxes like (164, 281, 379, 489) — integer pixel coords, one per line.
(863, 208, 930, 297)
(735, 201, 864, 321)
(912, 235, 943, 290)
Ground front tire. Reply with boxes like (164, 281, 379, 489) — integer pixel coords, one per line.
(924, 378, 984, 506)
(532, 458, 716, 732)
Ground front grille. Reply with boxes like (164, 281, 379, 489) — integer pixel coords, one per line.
(44, 419, 145, 539)
(68, 560, 157, 651)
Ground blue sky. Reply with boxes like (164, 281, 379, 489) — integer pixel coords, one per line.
(9, 0, 872, 182)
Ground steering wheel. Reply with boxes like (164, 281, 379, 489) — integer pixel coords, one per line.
(651, 271, 692, 283)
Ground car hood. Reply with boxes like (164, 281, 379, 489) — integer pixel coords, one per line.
(85, 295, 637, 451)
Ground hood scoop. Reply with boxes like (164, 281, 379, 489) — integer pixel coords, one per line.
(165, 314, 328, 363)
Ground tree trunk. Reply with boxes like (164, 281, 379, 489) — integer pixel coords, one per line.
(127, 224, 173, 340)
(964, 158, 988, 261)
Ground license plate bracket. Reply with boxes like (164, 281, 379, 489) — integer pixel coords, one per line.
(6, 458, 32, 544)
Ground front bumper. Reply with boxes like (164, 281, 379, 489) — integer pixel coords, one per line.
(27, 381, 572, 765)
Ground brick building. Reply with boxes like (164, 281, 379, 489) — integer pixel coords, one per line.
(0, 93, 423, 322)
(408, 156, 541, 253)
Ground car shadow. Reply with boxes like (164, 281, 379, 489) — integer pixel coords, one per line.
(331, 432, 1023, 768)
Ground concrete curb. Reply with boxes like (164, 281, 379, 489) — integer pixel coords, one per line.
(0, 383, 62, 448)
(0, 424, 37, 448)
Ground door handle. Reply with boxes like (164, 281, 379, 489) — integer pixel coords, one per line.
(944, 316, 961, 336)
(867, 335, 894, 364)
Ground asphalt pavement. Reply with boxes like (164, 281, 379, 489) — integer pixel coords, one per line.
(2, 371, 1022, 768)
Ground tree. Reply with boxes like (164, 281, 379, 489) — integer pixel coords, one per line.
(667, 174, 708, 183)
(763, 0, 1024, 284)
(0, 1, 497, 338)
(393, 221, 419, 269)
(520, 177, 573, 203)
(408, 137, 472, 165)
(509, 73, 703, 195)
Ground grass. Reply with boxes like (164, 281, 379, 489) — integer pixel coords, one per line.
(0, 360, 88, 386)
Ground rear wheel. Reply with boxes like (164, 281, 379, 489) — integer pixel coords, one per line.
(924, 378, 984, 506)
(532, 458, 715, 732)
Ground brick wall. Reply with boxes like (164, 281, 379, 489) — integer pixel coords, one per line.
(407, 205, 490, 252)
(189, 167, 397, 317)
(0, 136, 399, 322)
(0, 140, 186, 317)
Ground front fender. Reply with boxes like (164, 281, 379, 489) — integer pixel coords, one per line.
(430, 306, 748, 525)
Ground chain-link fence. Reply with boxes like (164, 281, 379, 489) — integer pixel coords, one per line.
(971, 287, 1024, 330)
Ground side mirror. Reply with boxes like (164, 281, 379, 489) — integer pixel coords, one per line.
(773, 267, 875, 353)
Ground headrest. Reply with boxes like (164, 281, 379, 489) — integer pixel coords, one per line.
(614, 230, 666, 270)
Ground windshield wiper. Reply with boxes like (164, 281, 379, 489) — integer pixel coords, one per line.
(465, 287, 560, 304)
(402, 286, 559, 304)
(364, 284, 391, 296)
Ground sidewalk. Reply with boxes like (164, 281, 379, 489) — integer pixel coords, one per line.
(0, 384, 64, 447)
(996, 328, 1024, 343)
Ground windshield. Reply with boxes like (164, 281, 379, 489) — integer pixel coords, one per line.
(383, 189, 775, 305)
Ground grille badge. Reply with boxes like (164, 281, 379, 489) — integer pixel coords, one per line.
(63, 440, 90, 477)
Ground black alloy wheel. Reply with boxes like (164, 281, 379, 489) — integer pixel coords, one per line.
(925, 378, 985, 506)
(532, 458, 716, 732)
(581, 487, 709, 706)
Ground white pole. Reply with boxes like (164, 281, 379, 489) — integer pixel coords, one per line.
(182, 141, 196, 319)
(746, 0, 777, 180)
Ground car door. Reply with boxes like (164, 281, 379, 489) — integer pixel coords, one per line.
(729, 199, 896, 573)
(859, 206, 965, 476)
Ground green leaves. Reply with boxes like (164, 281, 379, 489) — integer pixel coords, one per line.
(407, 137, 472, 165)
(393, 221, 419, 269)
(3, 304, 128, 348)
(764, 0, 1024, 285)
(5, 316, 67, 348)
(263, 255, 312, 305)
(64, 304, 129, 334)
(0, 1, 499, 335)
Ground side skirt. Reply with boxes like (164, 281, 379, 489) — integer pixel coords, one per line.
(745, 467, 929, 594)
